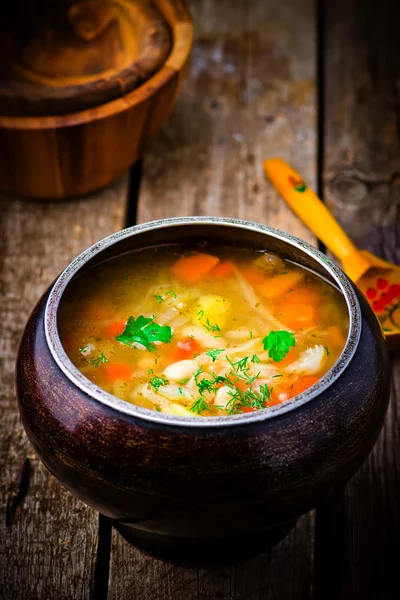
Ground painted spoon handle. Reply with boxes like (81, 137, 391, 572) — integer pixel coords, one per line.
(263, 158, 358, 263)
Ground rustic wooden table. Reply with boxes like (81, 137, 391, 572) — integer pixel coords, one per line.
(1, 0, 399, 598)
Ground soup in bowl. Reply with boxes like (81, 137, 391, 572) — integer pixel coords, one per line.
(17, 217, 390, 565)
(58, 243, 349, 418)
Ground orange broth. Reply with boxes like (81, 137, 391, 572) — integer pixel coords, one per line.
(58, 244, 349, 417)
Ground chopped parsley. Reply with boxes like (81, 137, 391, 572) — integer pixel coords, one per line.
(190, 397, 212, 414)
(226, 355, 251, 380)
(154, 291, 177, 304)
(149, 376, 168, 392)
(178, 377, 191, 385)
(197, 377, 216, 394)
(79, 345, 88, 354)
(116, 315, 172, 351)
(251, 354, 261, 363)
(194, 365, 204, 380)
(226, 383, 272, 414)
(147, 368, 154, 375)
(249, 331, 253, 338)
(203, 319, 221, 333)
(262, 330, 295, 362)
(205, 348, 224, 362)
(90, 353, 108, 367)
(196, 309, 205, 320)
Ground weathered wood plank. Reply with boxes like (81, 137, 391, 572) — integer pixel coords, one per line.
(109, 0, 317, 598)
(0, 178, 127, 600)
(317, 0, 400, 597)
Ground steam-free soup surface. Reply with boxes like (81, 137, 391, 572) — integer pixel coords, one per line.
(58, 244, 349, 417)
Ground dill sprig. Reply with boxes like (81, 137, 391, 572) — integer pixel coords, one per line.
(90, 353, 108, 367)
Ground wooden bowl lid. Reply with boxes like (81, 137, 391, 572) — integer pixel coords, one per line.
(0, 0, 172, 116)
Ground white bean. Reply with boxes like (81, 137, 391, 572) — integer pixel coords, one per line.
(214, 385, 235, 408)
(163, 359, 199, 381)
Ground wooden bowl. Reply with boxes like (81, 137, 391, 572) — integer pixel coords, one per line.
(0, 0, 172, 116)
(16, 218, 391, 565)
(0, 0, 193, 199)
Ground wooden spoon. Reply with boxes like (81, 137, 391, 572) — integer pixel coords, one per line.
(263, 157, 400, 348)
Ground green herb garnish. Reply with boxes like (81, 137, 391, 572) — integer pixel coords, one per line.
(325, 346, 330, 356)
(90, 353, 108, 367)
(154, 290, 177, 304)
(116, 315, 172, 351)
(190, 397, 212, 414)
(178, 377, 190, 385)
(196, 309, 205, 320)
(205, 348, 224, 362)
(203, 319, 220, 333)
(149, 376, 168, 392)
(250, 354, 261, 363)
(262, 330, 295, 362)
(197, 378, 215, 394)
(79, 345, 88, 354)
(226, 383, 272, 414)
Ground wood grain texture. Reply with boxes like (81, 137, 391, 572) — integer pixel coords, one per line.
(0, 177, 127, 600)
(0, 0, 193, 199)
(0, 0, 172, 116)
(317, 0, 400, 598)
(110, 0, 317, 598)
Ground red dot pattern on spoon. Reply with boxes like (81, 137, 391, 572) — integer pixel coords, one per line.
(367, 279, 400, 313)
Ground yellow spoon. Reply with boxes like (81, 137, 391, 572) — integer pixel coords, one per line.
(263, 157, 400, 348)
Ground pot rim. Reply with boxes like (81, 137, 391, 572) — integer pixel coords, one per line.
(45, 216, 361, 428)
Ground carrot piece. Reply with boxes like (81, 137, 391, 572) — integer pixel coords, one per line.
(226, 375, 247, 391)
(287, 287, 319, 305)
(242, 265, 266, 286)
(274, 346, 298, 368)
(171, 253, 220, 284)
(103, 363, 132, 382)
(241, 406, 256, 413)
(104, 320, 126, 339)
(258, 271, 303, 300)
(279, 303, 317, 329)
(268, 396, 283, 407)
(172, 337, 205, 361)
(211, 260, 235, 279)
(271, 375, 319, 403)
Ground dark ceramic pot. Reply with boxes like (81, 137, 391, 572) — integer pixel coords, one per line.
(16, 217, 391, 566)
